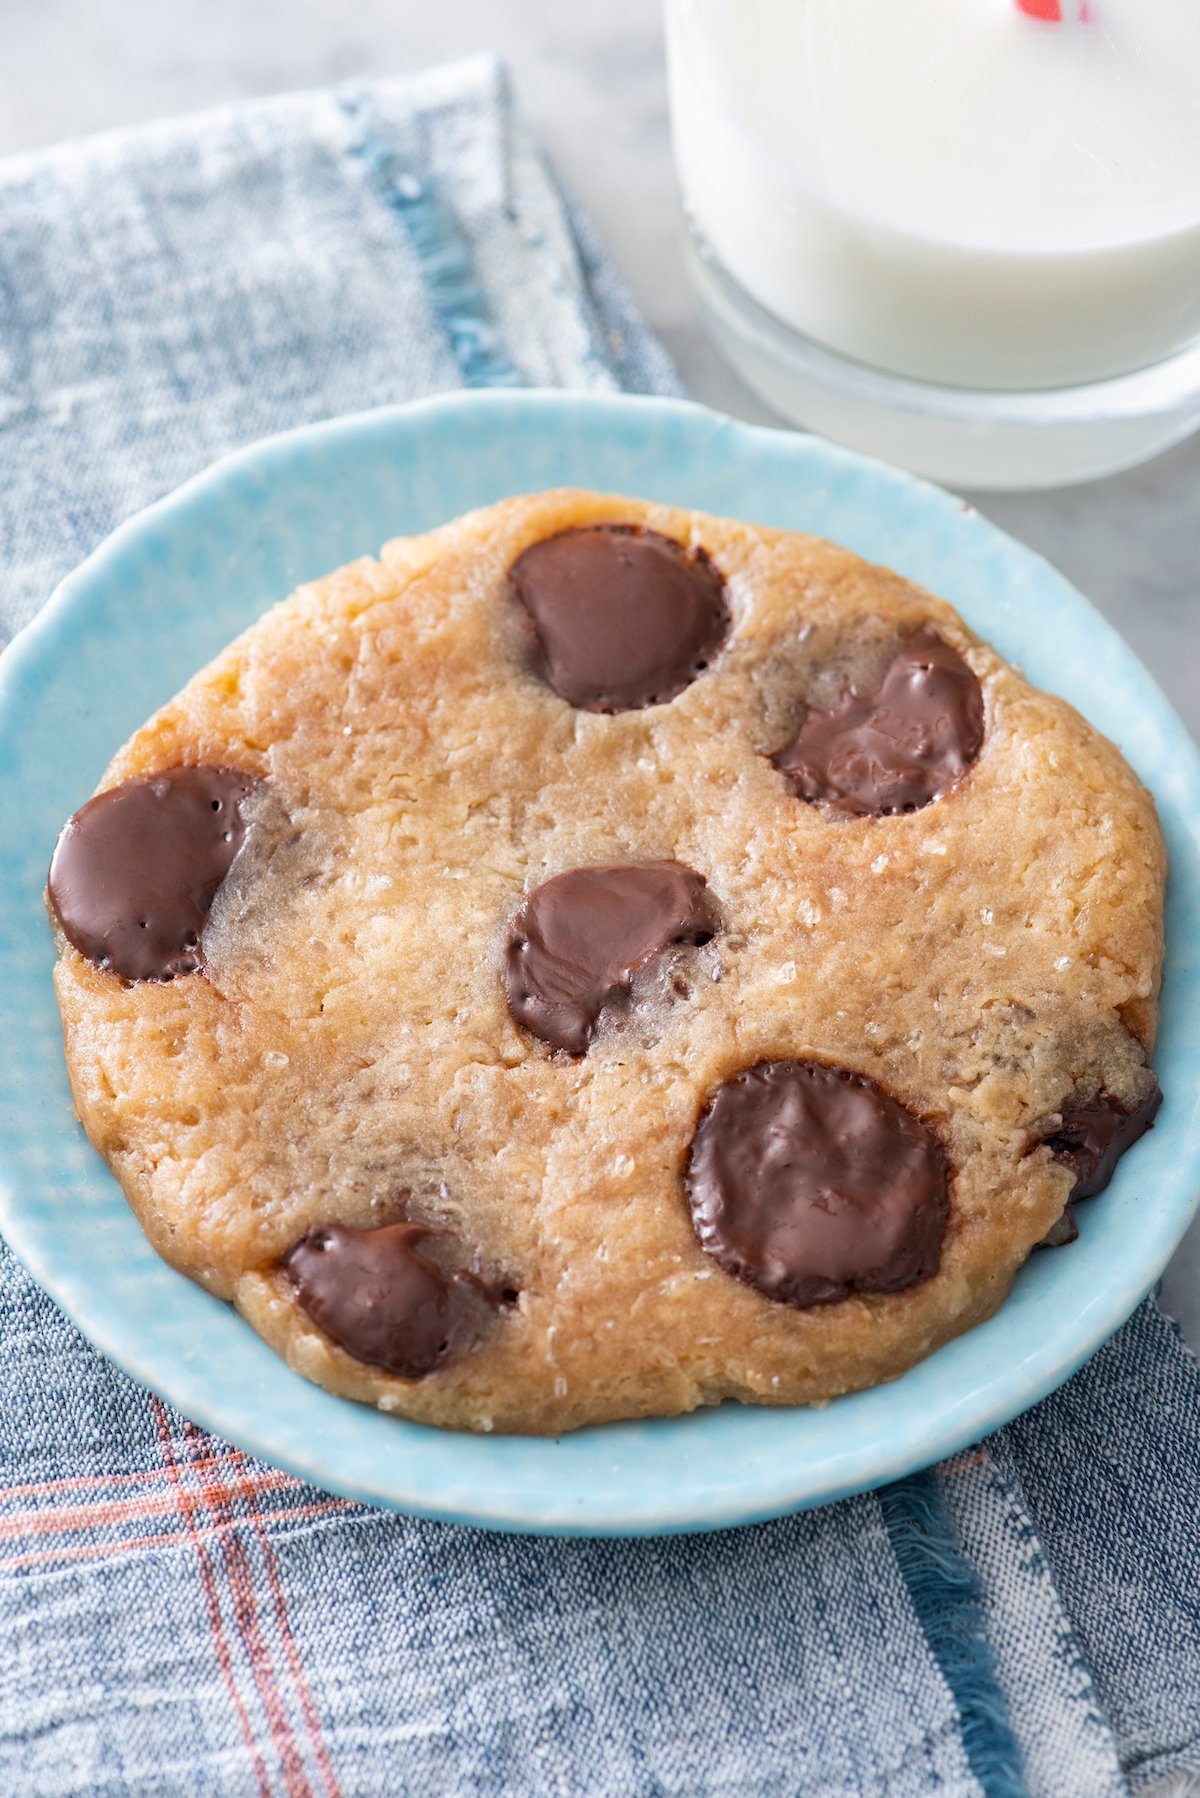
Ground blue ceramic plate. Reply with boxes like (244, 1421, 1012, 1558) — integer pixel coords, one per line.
(1, 391, 1198, 1536)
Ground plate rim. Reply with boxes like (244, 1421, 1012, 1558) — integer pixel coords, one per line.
(2, 386, 1198, 1536)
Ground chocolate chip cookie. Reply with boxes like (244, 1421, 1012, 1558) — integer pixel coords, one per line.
(47, 491, 1166, 1433)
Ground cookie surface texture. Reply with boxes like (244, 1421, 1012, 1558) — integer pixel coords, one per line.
(49, 490, 1166, 1433)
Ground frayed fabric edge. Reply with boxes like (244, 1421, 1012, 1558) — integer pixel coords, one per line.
(880, 1471, 1030, 1798)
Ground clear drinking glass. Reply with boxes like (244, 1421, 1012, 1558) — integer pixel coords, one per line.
(665, 0, 1200, 487)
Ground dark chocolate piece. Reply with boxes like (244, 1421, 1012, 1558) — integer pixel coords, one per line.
(505, 861, 719, 1054)
(1044, 1082, 1163, 1202)
(284, 1221, 510, 1380)
(1037, 1206, 1079, 1250)
(774, 627, 984, 816)
(47, 765, 260, 981)
(685, 1059, 948, 1308)
(1033, 1080, 1160, 1248)
(509, 524, 729, 711)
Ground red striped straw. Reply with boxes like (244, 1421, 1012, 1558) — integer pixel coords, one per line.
(1014, 0, 1093, 19)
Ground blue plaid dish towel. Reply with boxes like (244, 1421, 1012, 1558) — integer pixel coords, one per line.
(1, 54, 1198, 1798)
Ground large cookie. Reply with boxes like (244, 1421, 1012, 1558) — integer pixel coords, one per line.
(47, 492, 1165, 1433)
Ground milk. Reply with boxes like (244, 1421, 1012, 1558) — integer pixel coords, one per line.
(667, 0, 1200, 391)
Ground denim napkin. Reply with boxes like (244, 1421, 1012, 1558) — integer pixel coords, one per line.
(1, 54, 1198, 1798)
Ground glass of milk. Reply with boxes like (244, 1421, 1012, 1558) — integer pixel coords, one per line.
(666, 0, 1200, 487)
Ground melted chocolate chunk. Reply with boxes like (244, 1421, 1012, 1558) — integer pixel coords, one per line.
(1037, 1206, 1079, 1250)
(505, 861, 719, 1055)
(284, 1221, 509, 1380)
(685, 1060, 948, 1309)
(509, 524, 729, 711)
(47, 765, 260, 981)
(1044, 1082, 1163, 1202)
(1034, 1081, 1161, 1249)
(774, 627, 984, 816)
